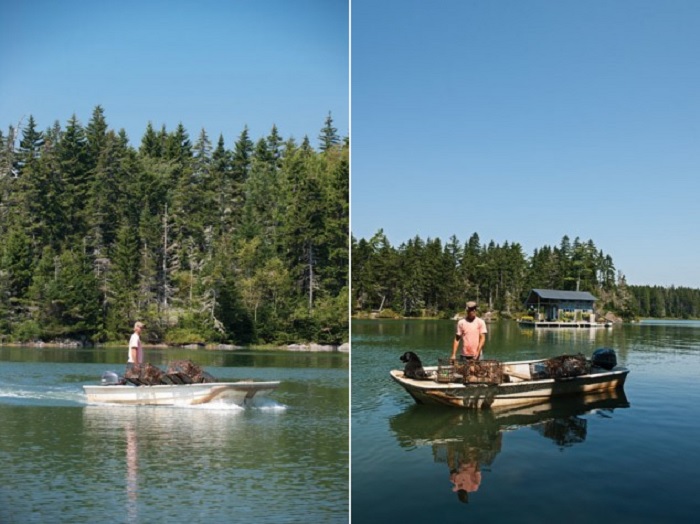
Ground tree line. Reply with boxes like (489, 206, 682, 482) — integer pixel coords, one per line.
(352, 230, 699, 320)
(0, 106, 348, 346)
(627, 285, 700, 319)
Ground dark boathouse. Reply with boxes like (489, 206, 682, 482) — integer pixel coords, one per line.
(520, 289, 607, 328)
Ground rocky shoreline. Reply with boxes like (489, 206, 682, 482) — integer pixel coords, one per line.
(3, 340, 350, 353)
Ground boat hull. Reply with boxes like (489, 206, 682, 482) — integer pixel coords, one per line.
(390, 361, 629, 409)
(83, 381, 280, 406)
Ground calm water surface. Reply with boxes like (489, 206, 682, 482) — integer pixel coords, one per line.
(352, 319, 700, 523)
(0, 346, 349, 523)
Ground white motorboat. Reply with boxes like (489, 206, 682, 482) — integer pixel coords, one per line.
(84, 378, 280, 406)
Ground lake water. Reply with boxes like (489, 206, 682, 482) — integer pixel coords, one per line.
(0, 346, 349, 523)
(351, 319, 700, 523)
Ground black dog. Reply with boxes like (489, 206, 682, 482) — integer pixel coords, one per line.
(400, 351, 430, 380)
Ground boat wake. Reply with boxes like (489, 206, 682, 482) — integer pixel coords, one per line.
(247, 397, 287, 412)
(0, 384, 85, 407)
(182, 401, 281, 411)
(183, 397, 287, 412)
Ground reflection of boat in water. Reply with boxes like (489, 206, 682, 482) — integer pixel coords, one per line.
(390, 351, 629, 409)
(81, 403, 260, 455)
(82, 403, 251, 442)
(80, 401, 288, 519)
(82, 404, 245, 522)
(389, 391, 630, 503)
(125, 418, 139, 522)
(390, 390, 630, 447)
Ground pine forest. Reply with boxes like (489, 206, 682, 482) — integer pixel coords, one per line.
(0, 107, 348, 346)
(352, 230, 700, 320)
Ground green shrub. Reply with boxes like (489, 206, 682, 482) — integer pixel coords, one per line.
(375, 308, 400, 319)
(164, 328, 206, 346)
(12, 320, 42, 342)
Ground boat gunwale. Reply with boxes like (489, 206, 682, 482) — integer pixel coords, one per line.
(83, 380, 281, 391)
(389, 361, 630, 391)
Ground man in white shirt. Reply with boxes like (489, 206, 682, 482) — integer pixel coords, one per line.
(127, 321, 145, 369)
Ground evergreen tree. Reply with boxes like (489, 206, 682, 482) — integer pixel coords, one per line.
(85, 105, 109, 170)
(165, 123, 192, 163)
(16, 142, 66, 247)
(86, 131, 129, 253)
(300, 135, 313, 155)
(281, 151, 327, 310)
(208, 237, 256, 344)
(134, 205, 161, 313)
(58, 115, 90, 242)
(360, 230, 399, 312)
(17, 116, 44, 175)
(211, 133, 233, 236)
(230, 125, 254, 228)
(172, 128, 211, 256)
(140, 121, 162, 158)
(29, 248, 101, 342)
(232, 125, 253, 177)
(1, 226, 34, 299)
(239, 140, 281, 252)
(24, 246, 58, 337)
(266, 124, 283, 168)
(321, 140, 350, 297)
(105, 223, 141, 338)
(0, 126, 18, 180)
(318, 111, 340, 152)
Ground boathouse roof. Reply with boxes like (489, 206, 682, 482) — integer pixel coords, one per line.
(526, 289, 597, 303)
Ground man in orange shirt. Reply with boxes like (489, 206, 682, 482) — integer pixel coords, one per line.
(451, 301, 487, 362)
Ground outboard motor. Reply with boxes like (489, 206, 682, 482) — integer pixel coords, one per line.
(101, 371, 123, 386)
(591, 348, 617, 370)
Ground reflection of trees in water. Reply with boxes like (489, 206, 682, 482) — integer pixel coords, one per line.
(535, 416, 587, 447)
(533, 404, 623, 447)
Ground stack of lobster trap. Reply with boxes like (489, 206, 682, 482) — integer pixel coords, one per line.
(531, 354, 590, 380)
(435, 358, 504, 385)
(457, 359, 504, 385)
(123, 359, 216, 386)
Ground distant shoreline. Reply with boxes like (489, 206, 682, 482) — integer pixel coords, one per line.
(352, 315, 699, 322)
(0, 341, 350, 353)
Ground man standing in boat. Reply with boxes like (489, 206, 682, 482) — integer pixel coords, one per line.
(127, 321, 145, 370)
(451, 301, 487, 362)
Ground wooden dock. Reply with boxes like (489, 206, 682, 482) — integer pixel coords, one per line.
(518, 320, 612, 329)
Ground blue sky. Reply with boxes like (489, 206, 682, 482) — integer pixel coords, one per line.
(351, 0, 700, 288)
(0, 0, 348, 148)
